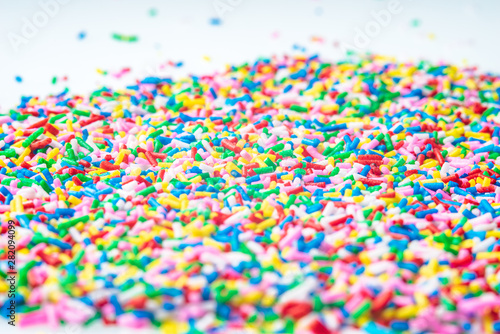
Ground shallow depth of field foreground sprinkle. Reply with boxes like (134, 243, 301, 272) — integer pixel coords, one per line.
(2, 54, 500, 333)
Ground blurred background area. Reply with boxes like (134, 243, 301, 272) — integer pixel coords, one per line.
(0, 0, 499, 111)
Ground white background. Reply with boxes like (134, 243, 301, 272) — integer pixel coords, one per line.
(1, 0, 500, 111)
(0, 0, 497, 333)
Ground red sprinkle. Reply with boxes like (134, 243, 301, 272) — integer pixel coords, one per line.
(100, 161, 120, 171)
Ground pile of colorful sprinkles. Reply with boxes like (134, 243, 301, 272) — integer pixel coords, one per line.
(2, 54, 500, 333)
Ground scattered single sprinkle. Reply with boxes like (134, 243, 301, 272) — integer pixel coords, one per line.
(292, 44, 306, 52)
(77, 31, 86, 40)
(149, 8, 158, 17)
(96, 68, 108, 76)
(112, 67, 131, 79)
(311, 36, 324, 44)
(112, 33, 139, 43)
(411, 18, 421, 27)
(2, 54, 500, 334)
(14, 76, 22, 83)
(209, 17, 222, 26)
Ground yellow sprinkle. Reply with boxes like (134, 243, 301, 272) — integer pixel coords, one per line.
(477, 252, 500, 260)
(47, 147, 60, 161)
(67, 119, 73, 132)
(16, 147, 31, 165)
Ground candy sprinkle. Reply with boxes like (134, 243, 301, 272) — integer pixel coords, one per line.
(2, 54, 500, 334)
(209, 17, 222, 26)
(149, 8, 158, 17)
(112, 33, 139, 42)
(411, 18, 421, 27)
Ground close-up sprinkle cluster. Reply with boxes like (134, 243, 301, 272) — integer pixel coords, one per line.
(2, 54, 500, 333)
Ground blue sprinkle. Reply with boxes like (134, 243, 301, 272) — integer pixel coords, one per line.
(415, 209, 438, 218)
(423, 182, 444, 191)
(319, 124, 348, 132)
(360, 165, 371, 177)
(390, 321, 409, 331)
(209, 17, 222, 25)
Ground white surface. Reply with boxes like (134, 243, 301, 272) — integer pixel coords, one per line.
(0, 0, 498, 333)
(0, 0, 499, 111)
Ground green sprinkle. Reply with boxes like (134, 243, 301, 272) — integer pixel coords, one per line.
(290, 105, 308, 112)
(22, 127, 44, 147)
(137, 186, 157, 197)
(112, 33, 139, 42)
